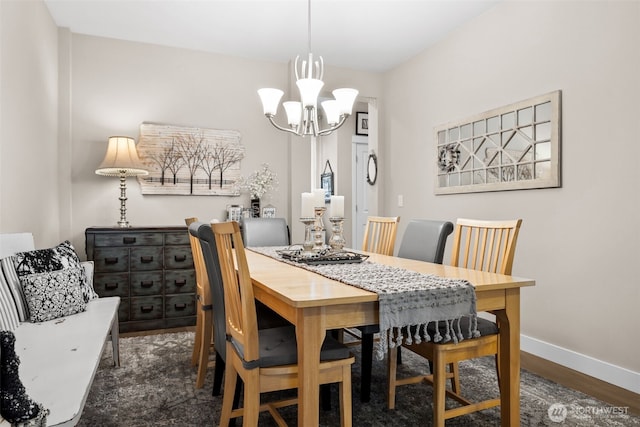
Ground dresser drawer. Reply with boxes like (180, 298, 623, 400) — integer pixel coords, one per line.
(165, 294, 196, 318)
(165, 232, 190, 246)
(94, 233, 163, 247)
(130, 247, 163, 271)
(94, 272, 129, 297)
(94, 248, 129, 272)
(130, 296, 164, 321)
(130, 271, 163, 296)
(164, 246, 193, 270)
(165, 270, 196, 294)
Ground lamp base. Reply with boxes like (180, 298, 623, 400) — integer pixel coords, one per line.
(117, 173, 131, 228)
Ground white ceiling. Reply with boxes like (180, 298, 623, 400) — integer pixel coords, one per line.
(44, 0, 500, 73)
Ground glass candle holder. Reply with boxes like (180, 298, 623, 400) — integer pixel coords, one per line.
(313, 206, 326, 252)
(328, 216, 346, 251)
(299, 217, 316, 253)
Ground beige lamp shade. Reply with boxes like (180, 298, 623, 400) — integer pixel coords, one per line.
(95, 136, 148, 176)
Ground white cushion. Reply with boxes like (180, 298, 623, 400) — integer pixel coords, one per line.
(0, 271, 20, 331)
(1, 256, 28, 321)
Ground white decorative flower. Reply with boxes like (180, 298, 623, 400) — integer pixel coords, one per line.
(239, 163, 278, 199)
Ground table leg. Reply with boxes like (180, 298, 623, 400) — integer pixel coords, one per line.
(496, 288, 521, 427)
(296, 306, 325, 427)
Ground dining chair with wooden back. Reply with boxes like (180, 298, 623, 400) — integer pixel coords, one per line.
(387, 218, 522, 426)
(343, 216, 400, 402)
(185, 217, 215, 390)
(361, 216, 400, 255)
(213, 221, 355, 427)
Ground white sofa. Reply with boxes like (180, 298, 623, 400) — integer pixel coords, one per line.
(0, 233, 120, 427)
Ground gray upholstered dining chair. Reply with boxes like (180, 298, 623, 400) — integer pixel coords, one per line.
(240, 217, 290, 246)
(358, 219, 454, 403)
(397, 220, 454, 263)
(192, 222, 289, 399)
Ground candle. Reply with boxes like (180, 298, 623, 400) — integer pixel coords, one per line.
(330, 195, 344, 217)
(301, 192, 314, 217)
(312, 188, 326, 207)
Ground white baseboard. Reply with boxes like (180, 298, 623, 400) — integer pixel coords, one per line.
(521, 335, 640, 395)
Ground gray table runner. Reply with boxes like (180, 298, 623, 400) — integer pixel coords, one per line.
(248, 247, 479, 360)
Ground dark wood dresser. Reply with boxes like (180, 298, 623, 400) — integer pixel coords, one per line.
(85, 226, 196, 332)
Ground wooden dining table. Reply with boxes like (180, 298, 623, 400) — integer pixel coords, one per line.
(244, 249, 535, 427)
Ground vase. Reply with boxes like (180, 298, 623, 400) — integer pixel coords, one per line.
(250, 197, 260, 218)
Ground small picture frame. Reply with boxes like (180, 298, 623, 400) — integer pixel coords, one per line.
(356, 112, 369, 136)
(227, 204, 243, 222)
(320, 160, 334, 203)
(262, 205, 277, 218)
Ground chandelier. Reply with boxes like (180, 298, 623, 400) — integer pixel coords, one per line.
(258, 0, 358, 137)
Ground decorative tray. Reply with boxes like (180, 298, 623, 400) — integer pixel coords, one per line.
(276, 248, 368, 265)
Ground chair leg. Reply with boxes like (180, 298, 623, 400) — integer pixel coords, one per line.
(212, 352, 225, 396)
(195, 310, 213, 388)
(430, 359, 460, 392)
(432, 349, 447, 427)
(219, 358, 238, 427)
(242, 369, 260, 427)
(340, 364, 353, 427)
(386, 342, 399, 409)
(449, 362, 461, 393)
(360, 332, 374, 402)
(230, 379, 242, 427)
(192, 306, 203, 367)
(494, 354, 501, 391)
(321, 384, 332, 411)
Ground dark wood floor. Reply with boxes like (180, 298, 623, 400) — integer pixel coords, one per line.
(521, 351, 639, 415)
(122, 327, 639, 416)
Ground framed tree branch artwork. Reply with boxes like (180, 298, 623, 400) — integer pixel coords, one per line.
(136, 123, 245, 195)
(435, 90, 561, 195)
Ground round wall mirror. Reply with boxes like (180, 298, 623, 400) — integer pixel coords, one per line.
(366, 153, 377, 185)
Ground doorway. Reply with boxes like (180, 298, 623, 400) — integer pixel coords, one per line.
(352, 137, 368, 247)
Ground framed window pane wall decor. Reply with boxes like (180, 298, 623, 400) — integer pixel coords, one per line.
(435, 90, 561, 195)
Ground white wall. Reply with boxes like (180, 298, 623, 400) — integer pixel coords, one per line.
(0, 0, 60, 247)
(382, 0, 640, 389)
(64, 34, 296, 252)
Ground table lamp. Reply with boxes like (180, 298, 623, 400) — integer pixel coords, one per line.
(95, 136, 148, 227)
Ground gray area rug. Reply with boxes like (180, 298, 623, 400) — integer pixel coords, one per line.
(77, 332, 639, 426)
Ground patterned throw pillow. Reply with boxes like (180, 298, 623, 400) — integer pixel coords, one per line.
(20, 268, 87, 323)
(13, 241, 99, 302)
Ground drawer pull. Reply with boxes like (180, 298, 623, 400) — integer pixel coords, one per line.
(123, 236, 137, 244)
(140, 305, 154, 313)
(140, 280, 154, 288)
(140, 256, 154, 263)
(174, 254, 187, 262)
(174, 303, 187, 311)
(174, 279, 187, 287)
(104, 257, 119, 265)
(105, 283, 119, 290)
